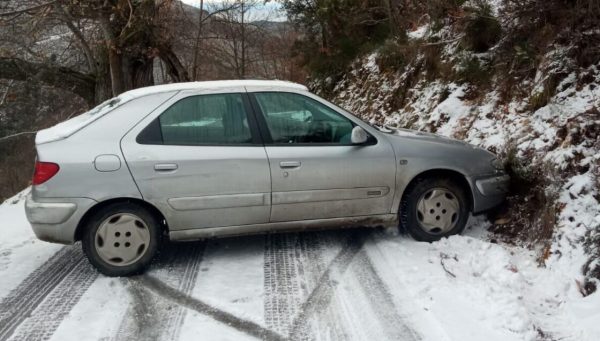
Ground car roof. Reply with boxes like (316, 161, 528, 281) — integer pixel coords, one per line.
(36, 80, 308, 145)
(122, 80, 308, 100)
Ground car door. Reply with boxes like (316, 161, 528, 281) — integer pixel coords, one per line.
(121, 88, 271, 231)
(248, 90, 396, 222)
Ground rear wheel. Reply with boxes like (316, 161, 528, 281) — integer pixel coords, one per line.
(400, 177, 469, 242)
(82, 202, 161, 276)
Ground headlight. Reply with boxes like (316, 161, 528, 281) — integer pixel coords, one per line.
(490, 158, 504, 171)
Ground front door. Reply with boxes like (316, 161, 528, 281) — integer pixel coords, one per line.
(121, 89, 271, 231)
(249, 91, 396, 222)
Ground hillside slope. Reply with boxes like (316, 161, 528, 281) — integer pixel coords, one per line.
(312, 0, 600, 295)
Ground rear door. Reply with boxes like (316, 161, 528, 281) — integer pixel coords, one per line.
(121, 88, 271, 231)
(248, 90, 396, 222)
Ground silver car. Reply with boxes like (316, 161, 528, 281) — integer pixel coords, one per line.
(25, 80, 509, 276)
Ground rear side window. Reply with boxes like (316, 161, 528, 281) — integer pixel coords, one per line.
(137, 93, 253, 145)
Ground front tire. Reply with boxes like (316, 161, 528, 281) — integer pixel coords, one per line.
(82, 202, 161, 277)
(400, 177, 469, 242)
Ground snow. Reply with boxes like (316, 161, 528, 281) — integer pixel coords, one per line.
(326, 49, 600, 291)
(1, 193, 598, 340)
(364, 53, 380, 73)
(188, 236, 266, 325)
(310, 38, 600, 339)
(0, 188, 62, 300)
(407, 25, 429, 40)
(36, 96, 130, 144)
(49, 277, 130, 340)
(373, 221, 599, 341)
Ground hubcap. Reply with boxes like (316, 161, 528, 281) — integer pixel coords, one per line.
(416, 188, 460, 235)
(94, 213, 151, 266)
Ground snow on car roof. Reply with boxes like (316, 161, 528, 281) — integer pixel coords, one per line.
(123, 80, 308, 98)
(35, 80, 307, 144)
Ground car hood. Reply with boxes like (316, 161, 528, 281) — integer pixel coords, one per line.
(378, 126, 475, 148)
(376, 126, 497, 175)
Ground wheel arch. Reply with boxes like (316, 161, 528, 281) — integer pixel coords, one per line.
(399, 168, 474, 212)
(74, 197, 169, 241)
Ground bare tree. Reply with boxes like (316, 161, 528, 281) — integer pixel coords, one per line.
(0, 0, 191, 103)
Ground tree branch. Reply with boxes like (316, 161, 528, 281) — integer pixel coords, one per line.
(54, 3, 98, 74)
(0, 1, 57, 18)
(0, 57, 96, 105)
(0, 131, 37, 142)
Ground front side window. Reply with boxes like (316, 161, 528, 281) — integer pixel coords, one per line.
(254, 92, 354, 144)
(139, 93, 253, 145)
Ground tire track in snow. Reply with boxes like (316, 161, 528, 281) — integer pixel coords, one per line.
(113, 279, 163, 341)
(264, 230, 371, 340)
(160, 242, 205, 341)
(263, 233, 310, 339)
(287, 231, 368, 340)
(295, 232, 348, 341)
(351, 250, 421, 340)
(275, 229, 420, 341)
(136, 275, 285, 341)
(0, 246, 98, 341)
(113, 242, 205, 341)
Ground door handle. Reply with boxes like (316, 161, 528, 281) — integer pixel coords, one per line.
(279, 161, 301, 169)
(154, 163, 178, 171)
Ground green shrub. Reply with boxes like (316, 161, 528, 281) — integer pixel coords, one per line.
(455, 55, 492, 85)
(461, 1, 502, 52)
(427, 0, 467, 26)
(527, 73, 562, 111)
(376, 38, 411, 71)
(528, 89, 552, 112)
(284, 0, 391, 77)
(488, 145, 560, 260)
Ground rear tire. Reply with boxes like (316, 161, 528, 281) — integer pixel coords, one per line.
(82, 202, 161, 277)
(399, 177, 469, 242)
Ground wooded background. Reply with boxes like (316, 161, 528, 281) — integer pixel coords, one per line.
(1, 0, 599, 201)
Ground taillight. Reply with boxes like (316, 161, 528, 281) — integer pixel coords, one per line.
(32, 161, 60, 185)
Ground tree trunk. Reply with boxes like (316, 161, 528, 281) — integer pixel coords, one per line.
(192, 0, 205, 80)
(107, 49, 125, 95)
(100, 14, 125, 96)
(159, 46, 191, 82)
(241, 1, 246, 79)
(129, 57, 155, 88)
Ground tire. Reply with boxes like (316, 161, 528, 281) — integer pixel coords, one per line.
(81, 202, 161, 277)
(399, 177, 470, 242)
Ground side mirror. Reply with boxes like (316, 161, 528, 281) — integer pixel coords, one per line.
(351, 126, 368, 144)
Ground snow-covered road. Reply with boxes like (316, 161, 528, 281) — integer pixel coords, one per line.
(0, 192, 598, 341)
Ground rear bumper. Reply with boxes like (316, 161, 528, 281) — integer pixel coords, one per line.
(25, 195, 96, 244)
(472, 174, 510, 214)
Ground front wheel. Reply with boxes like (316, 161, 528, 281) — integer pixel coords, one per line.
(400, 178, 470, 242)
(82, 202, 161, 276)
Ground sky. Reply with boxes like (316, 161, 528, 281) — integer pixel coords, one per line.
(180, 0, 286, 21)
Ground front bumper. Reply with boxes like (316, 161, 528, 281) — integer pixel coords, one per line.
(475, 174, 510, 197)
(25, 195, 96, 244)
(471, 174, 510, 214)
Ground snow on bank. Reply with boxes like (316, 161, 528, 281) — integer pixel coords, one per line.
(324, 46, 599, 274)
(371, 218, 600, 341)
(0, 189, 61, 300)
(318, 33, 600, 337)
